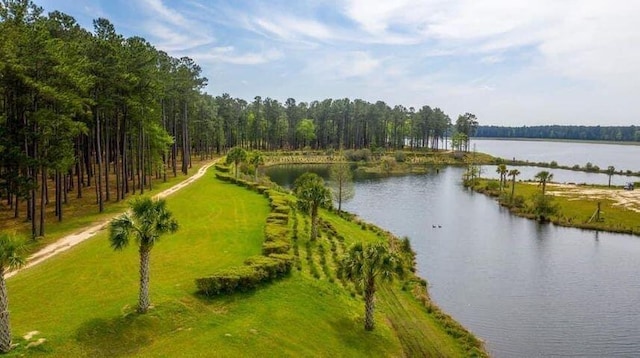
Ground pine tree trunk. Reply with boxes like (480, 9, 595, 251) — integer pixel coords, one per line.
(138, 245, 151, 313)
(96, 115, 104, 213)
(364, 278, 376, 331)
(0, 267, 12, 353)
(105, 119, 110, 202)
(39, 167, 46, 237)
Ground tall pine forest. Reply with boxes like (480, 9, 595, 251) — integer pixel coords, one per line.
(0, 1, 477, 239)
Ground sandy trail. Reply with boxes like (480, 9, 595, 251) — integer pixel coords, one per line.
(7, 161, 216, 279)
(531, 182, 640, 213)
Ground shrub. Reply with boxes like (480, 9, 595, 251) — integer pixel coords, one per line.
(195, 266, 267, 296)
(394, 151, 406, 163)
(264, 223, 290, 242)
(262, 240, 290, 255)
(380, 157, 396, 174)
(266, 213, 289, 225)
(245, 255, 293, 279)
(344, 148, 372, 162)
(485, 180, 500, 191)
(215, 164, 231, 173)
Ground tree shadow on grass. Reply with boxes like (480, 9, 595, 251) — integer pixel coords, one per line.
(75, 313, 156, 357)
(329, 315, 394, 352)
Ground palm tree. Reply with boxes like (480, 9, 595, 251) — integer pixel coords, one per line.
(225, 147, 247, 179)
(293, 173, 331, 241)
(249, 151, 264, 182)
(606, 166, 615, 187)
(0, 233, 26, 353)
(534, 170, 553, 195)
(109, 197, 179, 313)
(339, 242, 403, 331)
(496, 164, 508, 191)
(508, 169, 521, 202)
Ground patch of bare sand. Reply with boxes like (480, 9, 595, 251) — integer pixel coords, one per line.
(531, 183, 640, 213)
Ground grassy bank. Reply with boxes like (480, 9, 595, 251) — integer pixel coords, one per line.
(7, 164, 485, 357)
(263, 149, 497, 175)
(469, 178, 640, 235)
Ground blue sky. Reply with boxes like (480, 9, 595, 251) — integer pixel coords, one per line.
(37, 0, 640, 126)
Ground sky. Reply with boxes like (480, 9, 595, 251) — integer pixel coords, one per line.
(37, 0, 640, 126)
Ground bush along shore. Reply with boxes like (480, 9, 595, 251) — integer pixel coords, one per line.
(261, 148, 497, 175)
(216, 160, 488, 357)
(465, 174, 640, 236)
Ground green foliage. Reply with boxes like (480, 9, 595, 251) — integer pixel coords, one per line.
(195, 266, 267, 296)
(339, 241, 404, 330)
(245, 255, 294, 279)
(293, 173, 332, 240)
(329, 163, 355, 211)
(296, 119, 316, 147)
(226, 147, 248, 178)
(380, 157, 397, 174)
(344, 149, 372, 162)
(109, 197, 179, 250)
(266, 212, 289, 225)
(0, 233, 27, 271)
(530, 194, 559, 222)
(534, 170, 554, 194)
(476, 124, 640, 142)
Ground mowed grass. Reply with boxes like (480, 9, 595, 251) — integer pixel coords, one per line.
(0, 160, 212, 254)
(4, 167, 468, 357)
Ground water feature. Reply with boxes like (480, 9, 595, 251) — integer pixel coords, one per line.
(474, 138, 640, 173)
(265, 142, 640, 356)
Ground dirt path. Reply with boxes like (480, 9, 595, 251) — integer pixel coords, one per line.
(7, 161, 216, 279)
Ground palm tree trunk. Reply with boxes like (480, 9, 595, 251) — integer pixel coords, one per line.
(138, 245, 151, 313)
(364, 277, 376, 331)
(0, 267, 12, 353)
(511, 178, 516, 202)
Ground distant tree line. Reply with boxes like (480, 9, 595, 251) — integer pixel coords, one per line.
(476, 125, 640, 142)
(0, 0, 477, 238)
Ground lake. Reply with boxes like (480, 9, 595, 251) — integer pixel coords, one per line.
(265, 140, 640, 357)
(474, 138, 640, 173)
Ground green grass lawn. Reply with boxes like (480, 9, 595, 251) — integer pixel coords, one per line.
(6, 166, 478, 357)
(0, 160, 212, 255)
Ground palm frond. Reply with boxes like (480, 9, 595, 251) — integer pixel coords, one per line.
(109, 213, 134, 250)
(0, 233, 28, 270)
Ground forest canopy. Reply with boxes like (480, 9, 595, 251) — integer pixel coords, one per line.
(0, 0, 477, 238)
(476, 125, 640, 142)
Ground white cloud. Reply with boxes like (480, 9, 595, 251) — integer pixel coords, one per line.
(191, 47, 283, 66)
(136, 0, 214, 52)
(306, 51, 382, 80)
(253, 15, 334, 42)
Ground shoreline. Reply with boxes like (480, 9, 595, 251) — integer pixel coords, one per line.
(257, 154, 489, 356)
(467, 178, 640, 236)
(475, 136, 640, 147)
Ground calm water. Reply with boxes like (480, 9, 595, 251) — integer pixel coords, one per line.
(481, 165, 634, 187)
(475, 138, 640, 173)
(266, 142, 640, 357)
